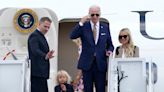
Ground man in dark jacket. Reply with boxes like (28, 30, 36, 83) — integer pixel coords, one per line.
(28, 17, 54, 92)
(70, 5, 114, 92)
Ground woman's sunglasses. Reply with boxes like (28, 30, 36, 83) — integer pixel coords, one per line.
(119, 35, 128, 39)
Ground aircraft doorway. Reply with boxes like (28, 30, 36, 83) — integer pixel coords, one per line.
(58, 18, 109, 80)
(58, 19, 79, 80)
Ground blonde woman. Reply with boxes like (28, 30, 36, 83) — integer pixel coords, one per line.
(115, 28, 139, 58)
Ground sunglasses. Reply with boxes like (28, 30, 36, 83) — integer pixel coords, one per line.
(90, 14, 100, 17)
(119, 35, 128, 39)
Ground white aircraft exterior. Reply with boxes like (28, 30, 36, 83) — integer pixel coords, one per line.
(0, 0, 164, 92)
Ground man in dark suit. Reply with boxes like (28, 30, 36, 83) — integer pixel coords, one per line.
(70, 5, 114, 92)
(28, 17, 54, 92)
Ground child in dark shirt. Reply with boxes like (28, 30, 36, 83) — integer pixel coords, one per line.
(54, 70, 74, 92)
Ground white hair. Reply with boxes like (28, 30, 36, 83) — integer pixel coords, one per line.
(88, 5, 101, 14)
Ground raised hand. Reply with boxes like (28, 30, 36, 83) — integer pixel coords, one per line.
(46, 50, 54, 60)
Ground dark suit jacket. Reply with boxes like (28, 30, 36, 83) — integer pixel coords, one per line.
(54, 83, 74, 92)
(70, 21, 114, 72)
(28, 29, 50, 79)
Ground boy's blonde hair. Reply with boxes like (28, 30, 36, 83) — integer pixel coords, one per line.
(55, 70, 72, 85)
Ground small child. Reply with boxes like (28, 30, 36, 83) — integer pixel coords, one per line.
(73, 70, 84, 92)
(72, 38, 84, 92)
(54, 70, 74, 92)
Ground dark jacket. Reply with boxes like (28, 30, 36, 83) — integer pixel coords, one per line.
(54, 83, 74, 92)
(70, 21, 114, 72)
(28, 29, 50, 79)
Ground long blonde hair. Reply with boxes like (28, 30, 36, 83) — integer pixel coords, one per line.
(72, 38, 82, 56)
(119, 28, 135, 57)
(72, 38, 81, 47)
